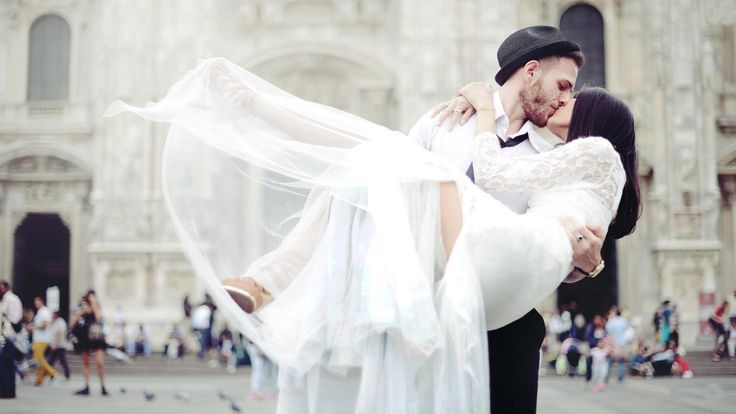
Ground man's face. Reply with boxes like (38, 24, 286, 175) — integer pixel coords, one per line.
(34, 297, 43, 309)
(519, 57, 578, 127)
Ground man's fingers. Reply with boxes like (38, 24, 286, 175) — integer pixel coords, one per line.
(436, 102, 456, 127)
(448, 110, 462, 131)
(430, 102, 449, 118)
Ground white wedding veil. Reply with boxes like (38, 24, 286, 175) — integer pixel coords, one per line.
(105, 57, 489, 414)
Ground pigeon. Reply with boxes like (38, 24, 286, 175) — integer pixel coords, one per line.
(143, 390, 155, 401)
(174, 390, 191, 402)
(228, 399, 242, 413)
(119, 387, 127, 394)
(217, 389, 228, 400)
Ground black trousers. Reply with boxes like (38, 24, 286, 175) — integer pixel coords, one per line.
(0, 342, 17, 398)
(488, 309, 546, 414)
(47, 347, 70, 379)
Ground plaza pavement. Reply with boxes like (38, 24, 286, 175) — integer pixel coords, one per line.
(5, 370, 736, 414)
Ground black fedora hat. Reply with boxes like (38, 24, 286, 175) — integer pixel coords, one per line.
(495, 25, 582, 85)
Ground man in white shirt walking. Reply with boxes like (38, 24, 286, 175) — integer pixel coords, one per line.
(28, 296, 57, 385)
(191, 302, 212, 360)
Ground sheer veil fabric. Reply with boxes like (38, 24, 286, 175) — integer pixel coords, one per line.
(105, 57, 496, 413)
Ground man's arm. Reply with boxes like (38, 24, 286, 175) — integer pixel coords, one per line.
(406, 110, 440, 151)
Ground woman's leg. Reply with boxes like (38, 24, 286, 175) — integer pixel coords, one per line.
(439, 182, 463, 258)
(94, 349, 106, 386)
(74, 351, 91, 394)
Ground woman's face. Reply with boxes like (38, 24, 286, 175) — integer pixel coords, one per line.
(547, 97, 576, 141)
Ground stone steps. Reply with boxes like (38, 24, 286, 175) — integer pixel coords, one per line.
(55, 350, 736, 377)
(680, 351, 736, 376)
(59, 352, 240, 376)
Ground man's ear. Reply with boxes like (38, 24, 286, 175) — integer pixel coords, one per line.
(523, 60, 541, 80)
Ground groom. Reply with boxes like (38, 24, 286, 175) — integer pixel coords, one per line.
(407, 25, 604, 413)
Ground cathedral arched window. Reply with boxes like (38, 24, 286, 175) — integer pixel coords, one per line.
(27, 14, 71, 101)
(560, 4, 605, 88)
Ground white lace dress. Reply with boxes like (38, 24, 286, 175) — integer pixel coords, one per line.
(105, 57, 625, 414)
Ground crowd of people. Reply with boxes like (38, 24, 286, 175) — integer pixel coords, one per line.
(543, 300, 696, 392)
(0, 282, 108, 398)
(0, 281, 277, 401)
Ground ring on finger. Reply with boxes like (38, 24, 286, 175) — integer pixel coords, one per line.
(453, 108, 462, 113)
(575, 234, 585, 242)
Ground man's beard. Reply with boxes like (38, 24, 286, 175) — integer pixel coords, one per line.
(519, 79, 551, 127)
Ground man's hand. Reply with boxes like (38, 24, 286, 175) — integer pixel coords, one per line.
(559, 217, 604, 274)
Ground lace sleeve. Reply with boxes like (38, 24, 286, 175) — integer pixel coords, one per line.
(472, 133, 624, 212)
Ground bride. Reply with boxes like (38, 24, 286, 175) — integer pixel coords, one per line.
(106, 57, 640, 413)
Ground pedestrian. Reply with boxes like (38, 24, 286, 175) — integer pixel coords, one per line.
(47, 311, 70, 380)
(584, 314, 606, 386)
(163, 323, 184, 359)
(131, 323, 151, 357)
(727, 318, 736, 361)
(191, 301, 212, 360)
(590, 335, 614, 392)
(605, 307, 630, 383)
(245, 342, 278, 401)
(708, 300, 729, 361)
(0, 280, 23, 399)
(70, 293, 108, 396)
(727, 288, 736, 326)
(27, 296, 57, 385)
(659, 300, 673, 345)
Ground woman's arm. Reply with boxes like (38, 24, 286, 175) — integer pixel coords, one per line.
(69, 309, 82, 328)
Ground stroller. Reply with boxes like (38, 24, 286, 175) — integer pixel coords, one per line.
(556, 338, 587, 377)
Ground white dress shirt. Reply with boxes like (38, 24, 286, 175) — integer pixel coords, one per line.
(407, 91, 556, 214)
(1, 291, 23, 325)
(32, 306, 53, 344)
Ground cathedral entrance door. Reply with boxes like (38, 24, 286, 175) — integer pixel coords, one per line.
(12, 213, 71, 321)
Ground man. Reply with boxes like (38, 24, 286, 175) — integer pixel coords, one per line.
(0, 280, 23, 398)
(727, 288, 736, 326)
(190, 301, 212, 360)
(28, 296, 57, 385)
(605, 307, 630, 383)
(408, 25, 605, 413)
(47, 311, 71, 380)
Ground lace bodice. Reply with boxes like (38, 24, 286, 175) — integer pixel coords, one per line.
(472, 132, 625, 220)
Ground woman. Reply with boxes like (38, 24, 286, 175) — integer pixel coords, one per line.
(708, 300, 729, 361)
(106, 57, 639, 413)
(70, 293, 108, 396)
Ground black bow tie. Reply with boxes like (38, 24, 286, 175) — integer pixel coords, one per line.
(466, 133, 529, 182)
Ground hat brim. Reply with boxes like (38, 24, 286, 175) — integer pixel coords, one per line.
(494, 40, 581, 85)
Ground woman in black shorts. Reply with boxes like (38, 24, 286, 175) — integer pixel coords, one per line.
(70, 292, 107, 396)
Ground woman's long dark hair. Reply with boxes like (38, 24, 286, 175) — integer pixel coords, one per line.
(567, 87, 641, 239)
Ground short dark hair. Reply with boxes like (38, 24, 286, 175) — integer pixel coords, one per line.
(0, 280, 9, 289)
(538, 51, 585, 70)
(567, 87, 641, 239)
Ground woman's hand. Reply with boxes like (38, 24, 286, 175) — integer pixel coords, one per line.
(457, 82, 494, 113)
(430, 96, 475, 131)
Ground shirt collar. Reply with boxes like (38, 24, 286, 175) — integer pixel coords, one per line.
(493, 91, 554, 153)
